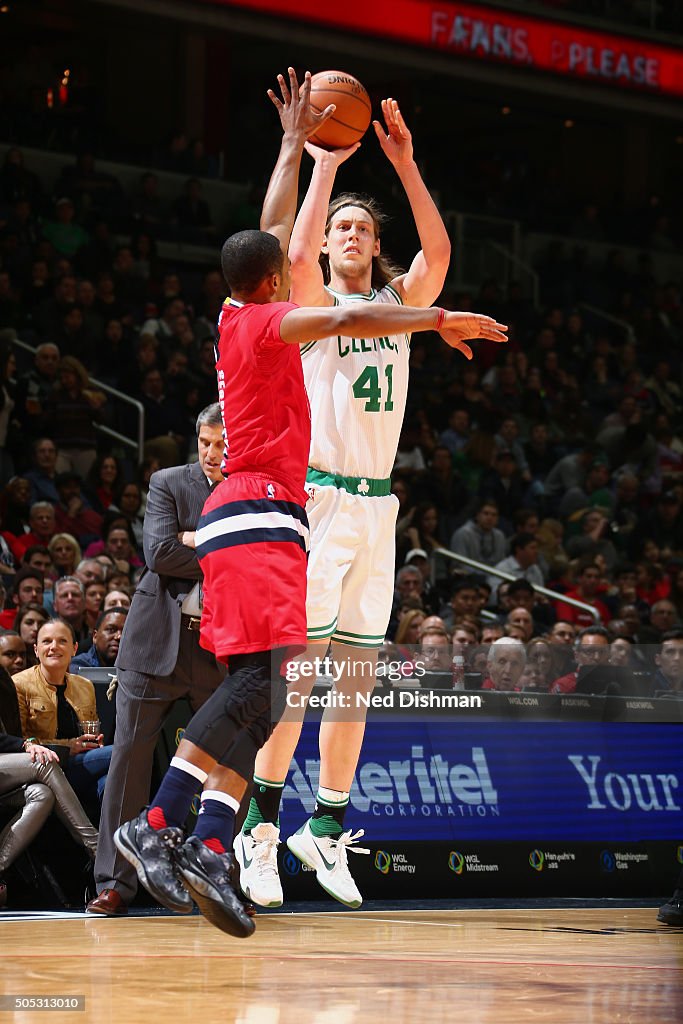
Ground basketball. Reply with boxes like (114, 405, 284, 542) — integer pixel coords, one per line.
(308, 70, 372, 149)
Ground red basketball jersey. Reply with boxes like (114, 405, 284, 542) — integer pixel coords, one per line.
(217, 299, 310, 497)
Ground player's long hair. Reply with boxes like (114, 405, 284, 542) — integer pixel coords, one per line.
(320, 193, 404, 289)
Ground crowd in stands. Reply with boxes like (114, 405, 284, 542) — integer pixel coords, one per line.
(0, 142, 683, 713)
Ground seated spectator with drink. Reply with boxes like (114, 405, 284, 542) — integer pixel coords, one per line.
(13, 618, 112, 809)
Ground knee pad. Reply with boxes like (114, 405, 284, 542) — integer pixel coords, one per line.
(223, 664, 274, 730)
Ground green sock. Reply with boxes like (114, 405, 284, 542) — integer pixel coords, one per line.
(309, 788, 349, 838)
(243, 775, 284, 834)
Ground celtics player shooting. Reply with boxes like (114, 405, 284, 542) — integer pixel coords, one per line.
(234, 98, 506, 908)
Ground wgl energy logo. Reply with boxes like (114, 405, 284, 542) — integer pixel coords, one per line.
(283, 745, 499, 820)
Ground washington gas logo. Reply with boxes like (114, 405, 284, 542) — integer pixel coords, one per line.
(448, 851, 465, 875)
(529, 849, 544, 872)
(601, 850, 616, 873)
(283, 851, 301, 876)
(375, 851, 392, 875)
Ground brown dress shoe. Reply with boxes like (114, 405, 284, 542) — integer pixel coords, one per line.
(86, 889, 129, 916)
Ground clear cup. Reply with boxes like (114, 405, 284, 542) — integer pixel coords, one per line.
(78, 719, 102, 744)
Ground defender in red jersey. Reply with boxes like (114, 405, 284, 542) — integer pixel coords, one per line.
(116, 68, 507, 937)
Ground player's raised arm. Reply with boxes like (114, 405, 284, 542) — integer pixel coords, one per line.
(280, 303, 507, 354)
(373, 98, 451, 308)
(259, 68, 335, 256)
(288, 142, 359, 307)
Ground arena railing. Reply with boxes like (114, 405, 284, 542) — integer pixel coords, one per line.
(12, 338, 145, 466)
(432, 545, 602, 623)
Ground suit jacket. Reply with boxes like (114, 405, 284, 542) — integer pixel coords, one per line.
(116, 461, 217, 677)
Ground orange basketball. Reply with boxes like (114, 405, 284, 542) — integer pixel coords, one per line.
(308, 70, 372, 150)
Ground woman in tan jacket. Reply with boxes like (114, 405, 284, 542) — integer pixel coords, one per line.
(13, 619, 112, 808)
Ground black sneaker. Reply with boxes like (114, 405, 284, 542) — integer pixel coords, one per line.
(657, 889, 683, 926)
(174, 836, 255, 938)
(114, 811, 193, 915)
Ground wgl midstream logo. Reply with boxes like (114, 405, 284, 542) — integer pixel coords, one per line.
(568, 755, 680, 811)
(448, 851, 499, 874)
(282, 746, 499, 819)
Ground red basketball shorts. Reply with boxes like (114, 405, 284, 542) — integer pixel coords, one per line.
(196, 472, 309, 662)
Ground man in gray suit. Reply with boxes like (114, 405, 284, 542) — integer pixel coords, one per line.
(86, 403, 226, 915)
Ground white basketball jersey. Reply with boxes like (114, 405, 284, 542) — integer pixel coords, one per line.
(302, 284, 410, 479)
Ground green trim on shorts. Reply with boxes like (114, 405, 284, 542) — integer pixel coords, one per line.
(306, 467, 392, 497)
(307, 617, 338, 641)
(331, 633, 383, 649)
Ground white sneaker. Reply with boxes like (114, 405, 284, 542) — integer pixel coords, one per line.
(286, 820, 369, 908)
(233, 823, 283, 908)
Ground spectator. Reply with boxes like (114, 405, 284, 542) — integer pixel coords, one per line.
(438, 407, 470, 455)
(481, 622, 504, 644)
(565, 509, 618, 571)
(52, 576, 89, 646)
(450, 499, 507, 568)
(171, 178, 215, 243)
(479, 449, 526, 531)
(402, 549, 439, 613)
(41, 197, 89, 258)
(44, 357, 106, 479)
(414, 448, 468, 533)
(549, 620, 577, 646)
(83, 579, 107, 633)
(0, 726, 98, 910)
(419, 627, 452, 674)
(652, 630, 683, 694)
(84, 455, 123, 515)
(70, 607, 128, 669)
(14, 602, 49, 665)
(74, 558, 106, 588)
(505, 606, 535, 642)
(103, 520, 141, 571)
(130, 172, 166, 232)
(13, 618, 112, 807)
(0, 567, 44, 629)
(554, 558, 611, 627)
(524, 637, 556, 692)
(53, 471, 102, 546)
(108, 481, 144, 551)
(489, 532, 544, 600)
(640, 491, 683, 558)
(609, 635, 637, 669)
(102, 589, 131, 613)
(544, 443, 603, 510)
(446, 577, 481, 629)
(0, 631, 27, 675)
(649, 599, 680, 639)
(482, 637, 526, 691)
(392, 609, 427, 661)
(47, 532, 82, 579)
(558, 460, 614, 520)
(22, 546, 52, 576)
(138, 367, 186, 467)
(494, 416, 530, 480)
(550, 625, 611, 693)
(24, 437, 60, 505)
(14, 345, 60, 441)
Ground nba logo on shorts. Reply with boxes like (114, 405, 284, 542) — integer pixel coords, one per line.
(267, 483, 276, 499)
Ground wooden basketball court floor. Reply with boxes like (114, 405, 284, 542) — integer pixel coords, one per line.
(2, 903, 682, 1023)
